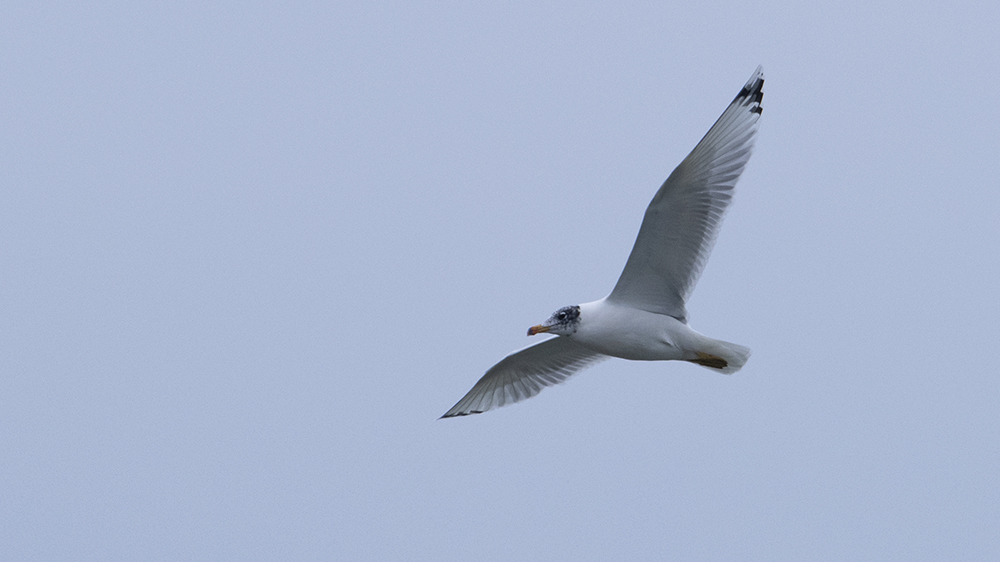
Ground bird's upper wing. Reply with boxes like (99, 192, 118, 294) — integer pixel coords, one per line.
(606, 66, 764, 322)
(441, 337, 608, 418)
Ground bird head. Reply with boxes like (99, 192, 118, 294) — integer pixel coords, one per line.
(528, 305, 581, 336)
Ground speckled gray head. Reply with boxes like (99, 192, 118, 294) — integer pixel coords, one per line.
(527, 305, 581, 336)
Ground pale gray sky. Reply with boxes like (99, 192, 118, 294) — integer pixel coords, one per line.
(2, 1, 998, 560)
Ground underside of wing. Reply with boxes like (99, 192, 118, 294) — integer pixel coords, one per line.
(607, 66, 764, 321)
(441, 337, 608, 418)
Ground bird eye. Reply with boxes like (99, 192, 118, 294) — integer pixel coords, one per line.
(557, 312, 566, 320)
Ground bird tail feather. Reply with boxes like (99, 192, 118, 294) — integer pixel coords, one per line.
(690, 339, 751, 375)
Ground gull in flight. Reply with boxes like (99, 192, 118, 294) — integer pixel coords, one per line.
(442, 67, 764, 418)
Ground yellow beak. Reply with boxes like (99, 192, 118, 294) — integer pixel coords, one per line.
(527, 324, 550, 336)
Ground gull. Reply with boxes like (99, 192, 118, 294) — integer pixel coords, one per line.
(442, 66, 764, 418)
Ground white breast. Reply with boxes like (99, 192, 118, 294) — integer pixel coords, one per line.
(570, 298, 698, 361)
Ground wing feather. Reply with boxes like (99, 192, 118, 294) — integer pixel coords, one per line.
(607, 67, 764, 321)
(441, 337, 607, 418)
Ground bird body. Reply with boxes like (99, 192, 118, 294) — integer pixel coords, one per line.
(575, 298, 686, 361)
(573, 298, 750, 372)
(442, 67, 764, 418)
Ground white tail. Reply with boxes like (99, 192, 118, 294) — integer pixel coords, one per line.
(689, 338, 751, 375)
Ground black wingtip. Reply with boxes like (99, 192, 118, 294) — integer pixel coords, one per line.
(439, 409, 483, 419)
(732, 66, 765, 114)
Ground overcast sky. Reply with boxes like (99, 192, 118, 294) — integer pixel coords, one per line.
(2, 1, 998, 560)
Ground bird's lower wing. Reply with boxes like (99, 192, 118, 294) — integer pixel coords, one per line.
(441, 337, 608, 418)
(607, 66, 763, 321)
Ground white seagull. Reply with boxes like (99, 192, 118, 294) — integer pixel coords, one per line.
(442, 66, 764, 418)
